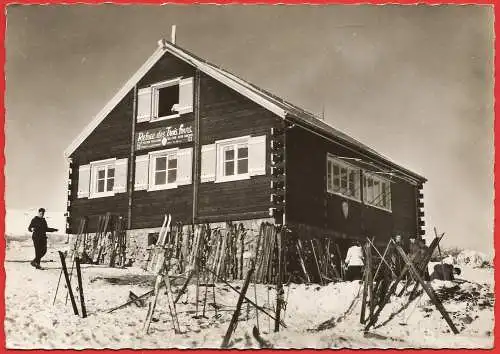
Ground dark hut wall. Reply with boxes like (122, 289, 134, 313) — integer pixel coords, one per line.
(285, 125, 418, 244)
(69, 91, 134, 231)
(196, 72, 280, 221)
(131, 55, 281, 226)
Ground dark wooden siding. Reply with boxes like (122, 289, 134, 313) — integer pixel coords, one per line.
(131, 186, 193, 229)
(68, 91, 134, 232)
(196, 72, 280, 220)
(286, 125, 418, 244)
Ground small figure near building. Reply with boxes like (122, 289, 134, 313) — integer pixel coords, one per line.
(430, 264, 461, 281)
(344, 240, 364, 281)
(409, 237, 420, 257)
(28, 208, 58, 269)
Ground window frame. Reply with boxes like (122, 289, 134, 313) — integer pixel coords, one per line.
(89, 158, 116, 199)
(326, 154, 362, 202)
(148, 148, 179, 191)
(215, 136, 251, 183)
(150, 78, 182, 122)
(363, 172, 392, 212)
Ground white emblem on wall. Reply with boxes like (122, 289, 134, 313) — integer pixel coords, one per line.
(161, 137, 168, 146)
(342, 200, 349, 219)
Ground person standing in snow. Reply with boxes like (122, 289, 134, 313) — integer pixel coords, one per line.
(344, 240, 364, 281)
(28, 208, 58, 269)
(409, 237, 420, 257)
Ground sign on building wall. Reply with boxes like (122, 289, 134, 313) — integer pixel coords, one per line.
(135, 122, 194, 151)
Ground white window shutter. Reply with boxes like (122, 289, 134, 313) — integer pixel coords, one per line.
(113, 158, 128, 193)
(176, 148, 193, 186)
(134, 155, 149, 190)
(77, 164, 91, 198)
(249, 135, 267, 176)
(175, 77, 194, 115)
(201, 144, 216, 183)
(137, 87, 152, 122)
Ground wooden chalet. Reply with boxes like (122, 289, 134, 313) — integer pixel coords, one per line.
(64, 38, 426, 270)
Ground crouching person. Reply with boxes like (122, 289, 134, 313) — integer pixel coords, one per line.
(28, 208, 58, 269)
(344, 240, 364, 281)
(430, 263, 461, 281)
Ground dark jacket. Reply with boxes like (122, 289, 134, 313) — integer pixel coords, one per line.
(28, 216, 57, 238)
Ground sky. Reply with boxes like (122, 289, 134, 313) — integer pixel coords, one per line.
(5, 5, 494, 254)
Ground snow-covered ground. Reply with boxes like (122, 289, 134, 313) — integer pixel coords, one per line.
(4, 235, 494, 349)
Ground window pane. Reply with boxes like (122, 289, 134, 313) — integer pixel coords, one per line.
(333, 165, 339, 177)
(327, 161, 332, 191)
(107, 178, 114, 192)
(98, 169, 106, 179)
(238, 146, 248, 159)
(333, 176, 340, 190)
(381, 183, 387, 207)
(156, 157, 167, 171)
(367, 178, 374, 202)
(168, 158, 177, 169)
(97, 179, 105, 193)
(348, 170, 356, 197)
(155, 171, 166, 185)
(374, 181, 381, 205)
(167, 170, 177, 183)
(157, 85, 179, 117)
(225, 161, 235, 176)
(340, 168, 348, 190)
(225, 148, 235, 161)
(237, 159, 248, 174)
(107, 168, 115, 178)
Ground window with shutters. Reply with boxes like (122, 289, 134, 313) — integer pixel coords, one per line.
(326, 155, 361, 201)
(215, 136, 253, 183)
(135, 148, 192, 191)
(78, 157, 127, 199)
(148, 149, 178, 191)
(363, 173, 392, 212)
(89, 159, 116, 198)
(137, 77, 194, 123)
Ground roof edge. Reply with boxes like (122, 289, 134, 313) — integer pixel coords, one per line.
(285, 113, 427, 184)
(63, 45, 167, 158)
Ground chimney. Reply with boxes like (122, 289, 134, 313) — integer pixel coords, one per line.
(171, 25, 177, 45)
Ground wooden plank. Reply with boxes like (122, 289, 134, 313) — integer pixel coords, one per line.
(394, 245, 459, 334)
(163, 272, 181, 333)
(359, 255, 369, 324)
(203, 264, 287, 329)
(296, 240, 310, 283)
(75, 257, 87, 318)
(221, 263, 255, 348)
(143, 273, 163, 334)
(274, 226, 284, 332)
(310, 239, 324, 285)
(366, 243, 374, 318)
(58, 251, 79, 316)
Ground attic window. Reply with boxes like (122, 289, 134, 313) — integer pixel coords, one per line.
(152, 80, 181, 121)
(137, 77, 194, 123)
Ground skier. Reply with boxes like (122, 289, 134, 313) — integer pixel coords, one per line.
(344, 240, 364, 281)
(28, 208, 58, 269)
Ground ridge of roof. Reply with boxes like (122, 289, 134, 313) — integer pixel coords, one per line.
(64, 40, 425, 183)
(165, 42, 426, 183)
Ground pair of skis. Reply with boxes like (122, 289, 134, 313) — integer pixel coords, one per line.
(143, 214, 181, 335)
(57, 251, 87, 318)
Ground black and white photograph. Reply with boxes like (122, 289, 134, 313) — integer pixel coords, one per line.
(4, 4, 494, 349)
